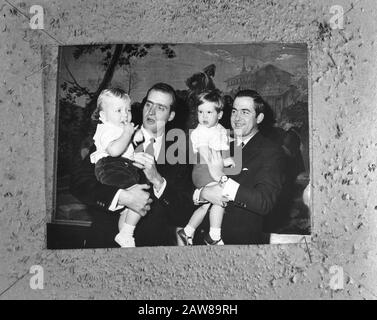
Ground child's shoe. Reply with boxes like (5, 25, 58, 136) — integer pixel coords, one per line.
(115, 234, 136, 248)
(177, 229, 193, 246)
(204, 234, 224, 245)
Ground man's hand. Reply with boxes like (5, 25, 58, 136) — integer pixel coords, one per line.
(207, 149, 225, 182)
(223, 157, 236, 168)
(133, 152, 164, 189)
(118, 184, 152, 216)
(200, 183, 229, 207)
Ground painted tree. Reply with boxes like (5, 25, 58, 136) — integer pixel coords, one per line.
(58, 44, 176, 176)
(61, 44, 176, 129)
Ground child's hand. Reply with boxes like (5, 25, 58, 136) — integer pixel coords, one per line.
(122, 122, 137, 136)
(223, 157, 235, 168)
(133, 128, 144, 145)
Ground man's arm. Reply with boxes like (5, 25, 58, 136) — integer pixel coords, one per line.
(70, 152, 151, 215)
(232, 148, 286, 216)
(198, 147, 286, 215)
(70, 153, 119, 210)
(195, 183, 229, 207)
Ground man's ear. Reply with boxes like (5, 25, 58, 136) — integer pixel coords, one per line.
(217, 111, 223, 120)
(168, 111, 175, 122)
(99, 110, 106, 121)
(256, 113, 264, 124)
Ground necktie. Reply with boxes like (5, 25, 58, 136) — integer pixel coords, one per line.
(145, 137, 155, 159)
(241, 142, 245, 148)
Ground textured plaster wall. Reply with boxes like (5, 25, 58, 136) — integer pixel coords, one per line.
(1, 0, 377, 300)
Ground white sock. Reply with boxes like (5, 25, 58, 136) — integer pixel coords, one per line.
(184, 225, 196, 238)
(209, 227, 221, 241)
(119, 223, 136, 238)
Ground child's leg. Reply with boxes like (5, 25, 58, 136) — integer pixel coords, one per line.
(208, 205, 225, 241)
(115, 209, 141, 248)
(183, 203, 211, 238)
(123, 210, 141, 227)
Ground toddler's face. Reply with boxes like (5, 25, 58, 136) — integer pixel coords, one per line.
(197, 101, 222, 128)
(100, 96, 131, 127)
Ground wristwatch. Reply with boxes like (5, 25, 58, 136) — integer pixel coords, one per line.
(219, 175, 228, 187)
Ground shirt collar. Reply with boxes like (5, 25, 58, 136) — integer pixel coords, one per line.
(141, 126, 163, 159)
(141, 126, 163, 144)
(236, 130, 259, 147)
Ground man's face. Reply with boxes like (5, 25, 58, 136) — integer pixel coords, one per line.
(231, 96, 264, 138)
(143, 89, 175, 136)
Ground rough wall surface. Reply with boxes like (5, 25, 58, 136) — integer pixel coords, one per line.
(0, 0, 376, 300)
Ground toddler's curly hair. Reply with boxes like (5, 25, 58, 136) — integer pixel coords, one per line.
(91, 88, 131, 123)
(196, 90, 224, 113)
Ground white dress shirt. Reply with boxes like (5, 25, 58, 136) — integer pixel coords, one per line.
(140, 127, 164, 161)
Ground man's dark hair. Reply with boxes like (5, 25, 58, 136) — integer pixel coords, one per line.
(234, 90, 267, 116)
(145, 82, 177, 113)
(234, 89, 275, 131)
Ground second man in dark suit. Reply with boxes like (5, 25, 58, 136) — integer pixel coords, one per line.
(195, 89, 287, 244)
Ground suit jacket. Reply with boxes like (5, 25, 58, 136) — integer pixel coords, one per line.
(70, 134, 195, 248)
(220, 132, 287, 244)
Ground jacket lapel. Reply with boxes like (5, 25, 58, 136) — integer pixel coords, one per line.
(240, 132, 263, 165)
(230, 132, 262, 168)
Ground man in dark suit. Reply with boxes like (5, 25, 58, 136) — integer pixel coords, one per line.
(70, 83, 195, 248)
(194, 89, 287, 244)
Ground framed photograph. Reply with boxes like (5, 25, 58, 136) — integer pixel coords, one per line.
(47, 43, 310, 249)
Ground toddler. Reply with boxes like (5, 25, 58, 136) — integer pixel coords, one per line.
(90, 88, 144, 248)
(178, 91, 234, 246)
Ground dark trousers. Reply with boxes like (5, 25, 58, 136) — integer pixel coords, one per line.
(95, 156, 140, 189)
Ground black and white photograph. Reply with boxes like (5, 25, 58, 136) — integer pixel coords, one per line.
(4, 0, 377, 302)
(47, 43, 310, 249)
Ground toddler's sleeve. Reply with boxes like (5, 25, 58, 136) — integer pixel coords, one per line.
(99, 126, 121, 151)
(190, 128, 199, 154)
(209, 126, 230, 151)
(220, 126, 230, 150)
